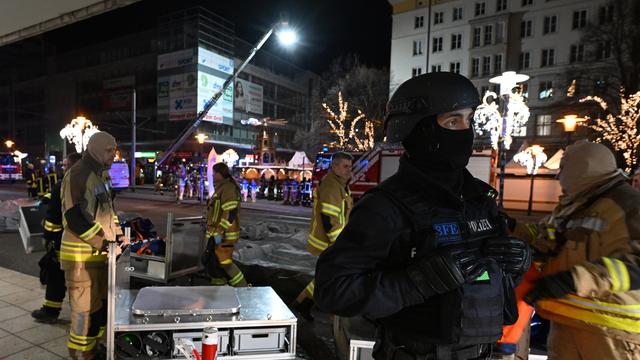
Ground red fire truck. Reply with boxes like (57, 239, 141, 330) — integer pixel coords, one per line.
(312, 146, 493, 200)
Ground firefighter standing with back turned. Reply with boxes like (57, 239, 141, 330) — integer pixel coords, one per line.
(60, 131, 125, 360)
(513, 141, 640, 360)
(294, 152, 353, 321)
(32, 152, 82, 324)
(314, 73, 530, 360)
(205, 162, 247, 287)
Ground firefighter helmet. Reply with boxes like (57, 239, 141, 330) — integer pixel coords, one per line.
(384, 72, 480, 143)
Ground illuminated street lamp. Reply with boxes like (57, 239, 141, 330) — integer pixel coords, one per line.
(156, 20, 298, 166)
(556, 114, 586, 145)
(474, 71, 530, 208)
(514, 145, 547, 215)
(4, 140, 14, 149)
(59, 116, 99, 153)
(195, 133, 208, 144)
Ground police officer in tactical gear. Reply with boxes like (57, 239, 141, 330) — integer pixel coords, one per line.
(314, 72, 531, 360)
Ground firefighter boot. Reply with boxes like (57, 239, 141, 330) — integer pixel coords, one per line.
(68, 346, 106, 360)
(31, 307, 60, 324)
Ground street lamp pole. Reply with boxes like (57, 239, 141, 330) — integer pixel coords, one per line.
(131, 89, 136, 192)
(156, 21, 297, 167)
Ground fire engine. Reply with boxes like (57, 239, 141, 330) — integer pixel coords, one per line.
(0, 152, 23, 181)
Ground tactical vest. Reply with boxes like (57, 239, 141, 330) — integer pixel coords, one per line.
(371, 173, 508, 349)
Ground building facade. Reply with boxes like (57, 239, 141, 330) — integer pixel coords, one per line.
(389, 0, 616, 154)
(0, 5, 315, 173)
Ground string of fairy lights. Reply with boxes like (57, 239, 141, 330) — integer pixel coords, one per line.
(322, 91, 375, 152)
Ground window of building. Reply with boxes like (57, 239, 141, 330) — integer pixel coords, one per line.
(473, 27, 482, 47)
(599, 5, 614, 24)
(451, 33, 462, 50)
(521, 20, 533, 38)
(519, 51, 531, 69)
(415, 15, 425, 28)
(541, 48, 555, 67)
(496, 22, 505, 43)
(522, 0, 533, 6)
(434, 11, 444, 25)
(431, 64, 442, 72)
(570, 44, 584, 63)
(453, 7, 463, 21)
(536, 114, 552, 136)
(572, 10, 587, 29)
(471, 58, 480, 77)
(543, 15, 557, 34)
(596, 41, 612, 60)
(412, 67, 423, 77)
(482, 56, 491, 76)
(496, 0, 507, 12)
(432, 37, 443, 52)
(494, 54, 503, 73)
(413, 40, 424, 55)
(484, 25, 493, 45)
(538, 81, 554, 100)
(475, 2, 486, 16)
(593, 76, 607, 94)
(449, 61, 461, 74)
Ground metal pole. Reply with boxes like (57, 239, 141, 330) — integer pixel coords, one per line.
(156, 26, 276, 167)
(131, 89, 136, 191)
(498, 94, 510, 209)
(106, 241, 117, 360)
(527, 169, 535, 216)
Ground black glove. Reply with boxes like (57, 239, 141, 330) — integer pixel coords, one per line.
(484, 237, 531, 275)
(408, 247, 487, 298)
(524, 271, 575, 305)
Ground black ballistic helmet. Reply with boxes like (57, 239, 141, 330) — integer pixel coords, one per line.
(384, 72, 481, 143)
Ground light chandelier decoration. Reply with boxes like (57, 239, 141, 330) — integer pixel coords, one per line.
(513, 145, 547, 175)
(473, 87, 530, 150)
(60, 116, 99, 153)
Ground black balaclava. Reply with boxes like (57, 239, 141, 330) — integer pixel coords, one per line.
(402, 116, 475, 194)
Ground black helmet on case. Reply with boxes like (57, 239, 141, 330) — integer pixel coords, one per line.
(384, 72, 480, 143)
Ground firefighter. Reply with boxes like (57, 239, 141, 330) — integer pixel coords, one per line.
(31, 153, 82, 324)
(294, 152, 354, 321)
(250, 179, 258, 202)
(35, 168, 46, 197)
(60, 132, 126, 359)
(25, 163, 37, 198)
(46, 166, 58, 192)
(314, 73, 530, 360)
(282, 177, 291, 205)
(514, 141, 640, 359)
(301, 177, 312, 207)
(240, 177, 249, 202)
(205, 162, 247, 287)
(289, 177, 299, 206)
(176, 163, 187, 204)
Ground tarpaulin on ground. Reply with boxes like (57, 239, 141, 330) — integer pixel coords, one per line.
(0, 199, 32, 232)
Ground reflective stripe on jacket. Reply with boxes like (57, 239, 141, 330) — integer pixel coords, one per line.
(206, 178, 241, 242)
(60, 156, 121, 268)
(307, 171, 353, 256)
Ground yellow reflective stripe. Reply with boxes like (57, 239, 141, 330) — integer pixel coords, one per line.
(224, 232, 240, 240)
(43, 193, 52, 200)
(67, 338, 96, 351)
(61, 240, 95, 250)
(308, 235, 328, 251)
(560, 294, 640, 315)
(60, 253, 107, 262)
(305, 281, 315, 296)
(113, 215, 120, 224)
(228, 272, 245, 286)
(603, 257, 630, 292)
(221, 201, 239, 210)
(95, 326, 105, 339)
(525, 224, 538, 240)
(220, 219, 232, 229)
(220, 259, 233, 265)
(79, 223, 102, 241)
(327, 226, 343, 239)
(538, 297, 640, 333)
(211, 278, 227, 285)
(321, 203, 341, 217)
(44, 220, 63, 232)
(44, 300, 63, 308)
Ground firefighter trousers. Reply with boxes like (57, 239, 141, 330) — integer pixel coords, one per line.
(547, 322, 640, 360)
(64, 265, 107, 357)
(295, 252, 317, 304)
(211, 241, 247, 287)
(43, 261, 67, 312)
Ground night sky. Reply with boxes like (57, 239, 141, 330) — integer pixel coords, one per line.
(41, 0, 393, 74)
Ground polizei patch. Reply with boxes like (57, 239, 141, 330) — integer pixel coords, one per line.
(467, 218, 493, 234)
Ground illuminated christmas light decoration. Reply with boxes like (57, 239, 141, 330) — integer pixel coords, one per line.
(322, 91, 375, 151)
(579, 90, 640, 172)
(59, 116, 99, 153)
(567, 79, 576, 97)
(514, 145, 547, 175)
(474, 89, 530, 150)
